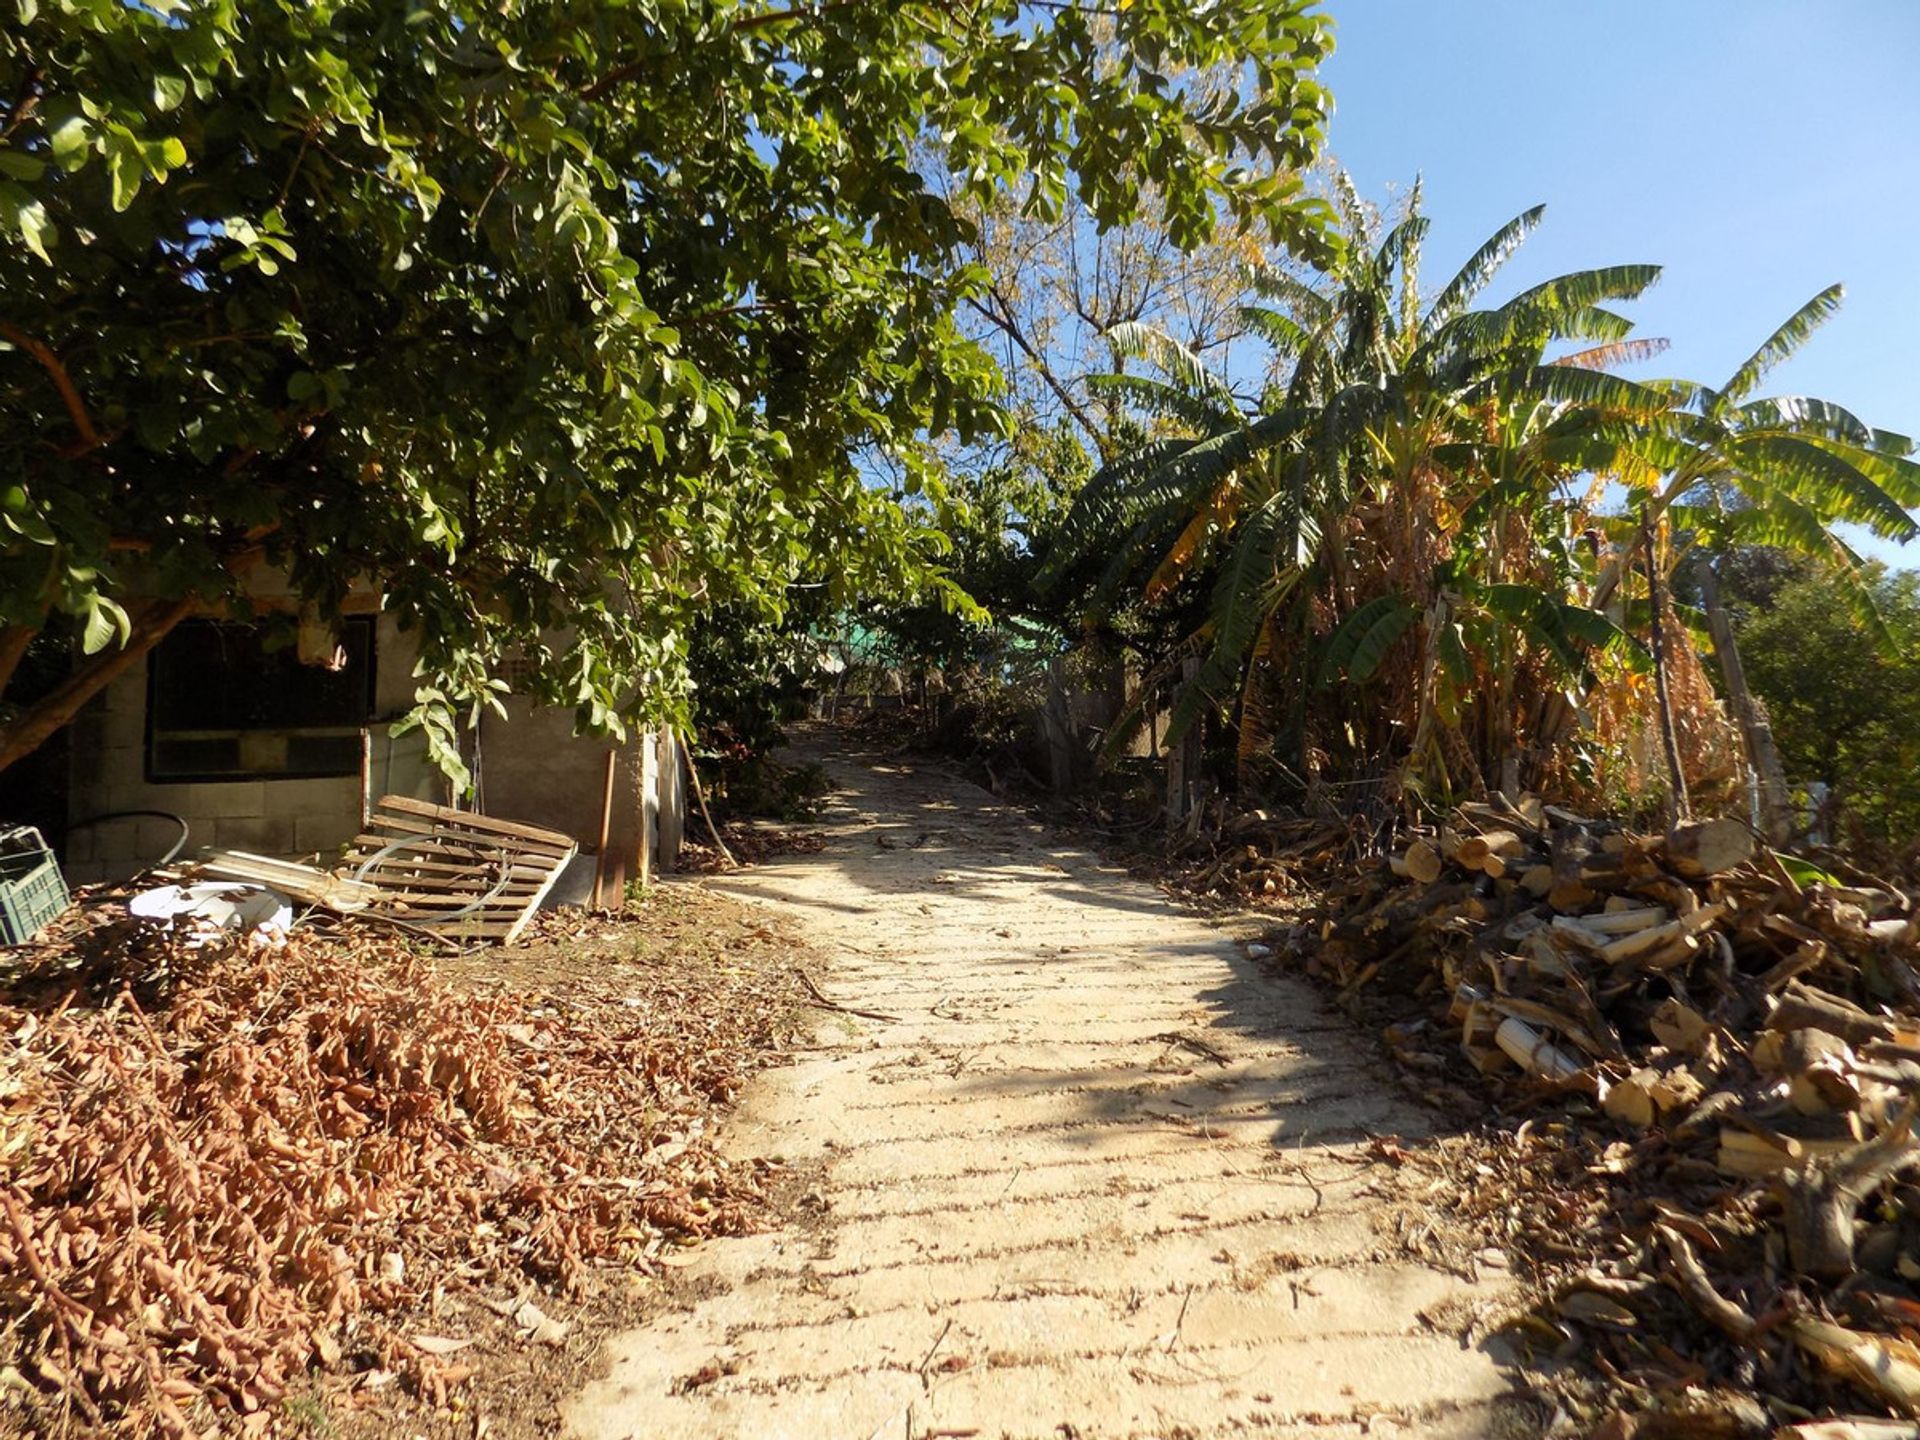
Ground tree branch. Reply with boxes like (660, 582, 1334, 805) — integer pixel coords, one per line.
(0, 320, 101, 454)
(581, 0, 866, 100)
(964, 290, 1108, 459)
(0, 598, 195, 775)
(0, 624, 38, 701)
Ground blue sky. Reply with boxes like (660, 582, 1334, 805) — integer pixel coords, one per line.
(1320, 0, 1920, 568)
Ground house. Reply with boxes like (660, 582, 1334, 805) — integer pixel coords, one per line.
(60, 568, 684, 892)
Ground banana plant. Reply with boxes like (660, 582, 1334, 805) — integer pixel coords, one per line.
(1046, 181, 1668, 801)
(1576, 287, 1920, 837)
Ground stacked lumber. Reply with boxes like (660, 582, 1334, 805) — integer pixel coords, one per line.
(1295, 801, 1920, 1429)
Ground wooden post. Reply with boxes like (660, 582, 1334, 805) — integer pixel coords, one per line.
(655, 730, 684, 872)
(1698, 557, 1793, 842)
(1643, 519, 1691, 823)
(636, 728, 658, 890)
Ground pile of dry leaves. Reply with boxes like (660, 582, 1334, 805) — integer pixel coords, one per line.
(1274, 800, 1920, 1436)
(0, 914, 790, 1438)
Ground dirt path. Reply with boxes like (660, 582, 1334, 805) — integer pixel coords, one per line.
(568, 733, 1524, 1439)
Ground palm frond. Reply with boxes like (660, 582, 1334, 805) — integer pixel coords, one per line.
(1143, 480, 1244, 604)
(1103, 321, 1239, 412)
(1505, 265, 1662, 319)
(1726, 433, 1919, 540)
(1419, 204, 1545, 342)
(1085, 372, 1240, 433)
(1732, 395, 1910, 453)
(1787, 434, 1920, 508)
(1163, 491, 1307, 745)
(1552, 337, 1671, 371)
(1318, 592, 1417, 684)
(1244, 264, 1335, 329)
(1714, 284, 1845, 410)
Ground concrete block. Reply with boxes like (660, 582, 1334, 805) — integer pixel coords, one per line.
(101, 701, 144, 750)
(75, 745, 143, 800)
(267, 776, 359, 817)
(292, 813, 357, 859)
(133, 817, 188, 867)
(212, 815, 297, 855)
(86, 817, 145, 864)
(188, 781, 268, 819)
(101, 673, 145, 716)
(61, 860, 112, 887)
(67, 708, 109, 752)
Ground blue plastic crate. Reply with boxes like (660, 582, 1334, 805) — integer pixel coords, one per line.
(0, 827, 69, 944)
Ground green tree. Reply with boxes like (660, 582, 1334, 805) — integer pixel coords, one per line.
(1544, 287, 1920, 836)
(0, 0, 1336, 783)
(1736, 565, 1920, 856)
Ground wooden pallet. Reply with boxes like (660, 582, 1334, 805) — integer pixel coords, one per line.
(342, 795, 578, 945)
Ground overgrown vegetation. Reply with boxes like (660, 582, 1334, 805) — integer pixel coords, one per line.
(1734, 563, 1920, 863)
(0, 0, 1336, 784)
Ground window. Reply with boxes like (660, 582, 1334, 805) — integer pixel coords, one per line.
(147, 619, 375, 782)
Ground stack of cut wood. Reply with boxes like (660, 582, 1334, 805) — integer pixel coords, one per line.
(1172, 810, 1353, 899)
(1296, 800, 1920, 1430)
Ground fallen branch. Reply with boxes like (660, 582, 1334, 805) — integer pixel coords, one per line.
(1780, 1100, 1920, 1281)
(798, 968, 899, 1022)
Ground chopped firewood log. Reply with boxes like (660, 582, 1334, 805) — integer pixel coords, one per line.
(1582, 905, 1669, 936)
(1599, 918, 1690, 965)
(1770, 982, 1900, 1048)
(1664, 817, 1758, 878)
(1781, 1101, 1920, 1281)
(1548, 879, 1600, 912)
(1456, 829, 1525, 876)
(1389, 839, 1443, 884)
(1649, 997, 1712, 1054)
(1605, 1060, 1705, 1118)
(1604, 1068, 1663, 1128)
(1494, 1014, 1584, 1081)
(1775, 1420, 1920, 1439)
(1788, 1317, 1920, 1418)
(1273, 790, 1920, 1422)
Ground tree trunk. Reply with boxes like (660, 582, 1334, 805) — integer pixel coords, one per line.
(0, 624, 37, 700)
(0, 598, 195, 774)
(1642, 520, 1691, 822)
(1695, 555, 1794, 843)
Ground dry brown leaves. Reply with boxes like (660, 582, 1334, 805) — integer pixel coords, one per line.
(1, 917, 782, 1438)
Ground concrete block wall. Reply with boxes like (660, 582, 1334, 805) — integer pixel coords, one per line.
(62, 610, 683, 887)
(64, 613, 437, 886)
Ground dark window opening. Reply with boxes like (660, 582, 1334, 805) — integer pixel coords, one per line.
(147, 619, 375, 782)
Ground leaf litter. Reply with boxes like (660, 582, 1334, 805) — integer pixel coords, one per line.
(0, 888, 810, 1438)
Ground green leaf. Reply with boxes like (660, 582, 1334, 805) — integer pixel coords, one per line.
(153, 75, 188, 113)
(1421, 205, 1545, 340)
(1319, 593, 1417, 685)
(47, 115, 89, 170)
(107, 144, 142, 212)
(79, 597, 130, 655)
(0, 180, 54, 261)
(1776, 853, 1842, 888)
(1715, 285, 1845, 410)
